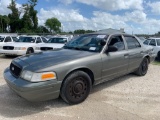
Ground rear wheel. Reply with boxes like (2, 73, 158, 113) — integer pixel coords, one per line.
(60, 71, 92, 104)
(134, 58, 149, 76)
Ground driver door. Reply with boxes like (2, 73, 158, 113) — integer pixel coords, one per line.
(101, 35, 129, 82)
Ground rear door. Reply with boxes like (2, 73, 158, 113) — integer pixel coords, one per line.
(101, 35, 129, 81)
(123, 35, 144, 72)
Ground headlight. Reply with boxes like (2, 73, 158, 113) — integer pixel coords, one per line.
(21, 70, 57, 82)
(14, 47, 26, 50)
(35, 47, 40, 50)
(0, 46, 2, 49)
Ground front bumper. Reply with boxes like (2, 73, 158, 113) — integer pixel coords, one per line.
(0, 50, 26, 55)
(3, 68, 62, 102)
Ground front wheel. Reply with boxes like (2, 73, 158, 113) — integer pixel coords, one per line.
(26, 48, 34, 54)
(60, 71, 92, 104)
(134, 58, 149, 76)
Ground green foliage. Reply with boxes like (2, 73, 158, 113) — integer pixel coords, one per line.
(35, 26, 50, 33)
(45, 17, 61, 33)
(8, 0, 21, 32)
(74, 29, 95, 34)
(1, 0, 61, 34)
(0, 15, 10, 32)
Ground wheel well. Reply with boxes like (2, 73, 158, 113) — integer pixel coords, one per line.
(63, 68, 95, 85)
(28, 47, 34, 52)
(145, 55, 150, 63)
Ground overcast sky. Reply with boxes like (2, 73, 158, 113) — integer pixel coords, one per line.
(0, 0, 160, 34)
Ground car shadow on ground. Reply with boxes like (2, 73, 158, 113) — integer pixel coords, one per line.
(0, 55, 17, 59)
(91, 73, 138, 94)
(0, 74, 137, 118)
(0, 84, 68, 118)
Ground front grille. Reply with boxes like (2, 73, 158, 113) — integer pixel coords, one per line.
(10, 63, 22, 77)
(3, 46, 14, 50)
(40, 47, 53, 51)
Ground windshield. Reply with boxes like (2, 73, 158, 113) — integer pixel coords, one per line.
(64, 34, 107, 52)
(0, 37, 5, 42)
(156, 39, 160, 46)
(48, 38, 67, 43)
(143, 39, 151, 45)
(12, 37, 18, 42)
(17, 37, 36, 43)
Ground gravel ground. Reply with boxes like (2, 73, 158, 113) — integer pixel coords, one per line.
(0, 55, 160, 120)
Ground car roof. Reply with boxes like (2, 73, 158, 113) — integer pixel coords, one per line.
(148, 37, 160, 39)
(27, 35, 40, 37)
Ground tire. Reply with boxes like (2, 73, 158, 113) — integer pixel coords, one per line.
(134, 58, 149, 76)
(60, 71, 92, 104)
(157, 51, 160, 61)
(26, 48, 34, 54)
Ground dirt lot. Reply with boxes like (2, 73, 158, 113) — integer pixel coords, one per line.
(0, 55, 160, 120)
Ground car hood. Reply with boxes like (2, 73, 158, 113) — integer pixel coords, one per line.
(15, 49, 96, 71)
(3, 42, 37, 47)
(36, 43, 64, 48)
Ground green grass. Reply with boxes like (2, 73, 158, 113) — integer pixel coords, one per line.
(152, 61, 160, 66)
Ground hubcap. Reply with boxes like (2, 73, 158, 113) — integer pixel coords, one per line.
(68, 77, 87, 99)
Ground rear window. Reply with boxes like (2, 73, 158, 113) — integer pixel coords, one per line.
(124, 36, 141, 49)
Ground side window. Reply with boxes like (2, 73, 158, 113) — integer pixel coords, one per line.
(42, 37, 48, 43)
(149, 39, 156, 46)
(108, 36, 125, 51)
(36, 37, 42, 43)
(4, 37, 12, 42)
(124, 36, 141, 49)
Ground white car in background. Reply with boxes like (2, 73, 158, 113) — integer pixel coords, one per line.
(143, 37, 160, 58)
(0, 36, 47, 56)
(35, 37, 69, 52)
(0, 35, 18, 45)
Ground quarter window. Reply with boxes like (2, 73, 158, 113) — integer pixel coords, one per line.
(108, 36, 125, 51)
(124, 36, 141, 49)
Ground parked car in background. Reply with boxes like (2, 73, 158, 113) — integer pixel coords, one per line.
(4, 31, 155, 104)
(0, 35, 18, 45)
(35, 36, 69, 52)
(0, 36, 47, 56)
(143, 37, 160, 59)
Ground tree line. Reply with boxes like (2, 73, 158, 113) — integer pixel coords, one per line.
(0, 0, 95, 34)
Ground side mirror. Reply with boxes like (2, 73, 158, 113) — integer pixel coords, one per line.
(106, 46, 118, 53)
(100, 39, 106, 46)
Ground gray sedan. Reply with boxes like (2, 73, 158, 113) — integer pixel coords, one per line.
(3, 32, 155, 104)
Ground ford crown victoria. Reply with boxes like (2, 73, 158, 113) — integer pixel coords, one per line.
(35, 36, 69, 52)
(0, 36, 47, 56)
(4, 32, 155, 104)
(0, 35, 18, 45)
